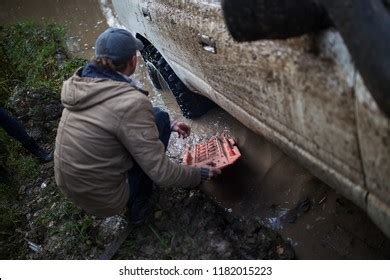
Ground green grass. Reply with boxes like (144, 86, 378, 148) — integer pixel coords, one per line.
(0, 21, 86, 182)
(0, 36, 14, 107)
(0, 181, 28, 259)
(37, 195, 93, 243)
(0, 22, 86, 108)
(0, 22, 85, 94)
(7, 142, 40, 182)
(0, 111, 39, 260)
(0, 21, 87, 259)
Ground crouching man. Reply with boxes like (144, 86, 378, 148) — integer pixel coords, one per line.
(54, 28, 220, 224)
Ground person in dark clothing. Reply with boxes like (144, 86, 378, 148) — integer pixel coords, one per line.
(0, 107, 53, 162)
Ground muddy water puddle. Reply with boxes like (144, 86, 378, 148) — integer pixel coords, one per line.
(1, 0, 389, 259)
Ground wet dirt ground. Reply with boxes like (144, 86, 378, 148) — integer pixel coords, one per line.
(1, 0, 389, 259)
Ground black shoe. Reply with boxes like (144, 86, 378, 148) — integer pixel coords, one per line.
(32, 147, 53, 163)
(26, 140, 53, 162)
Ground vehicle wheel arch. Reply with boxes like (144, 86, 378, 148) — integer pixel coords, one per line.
(135, 34, 215, 119)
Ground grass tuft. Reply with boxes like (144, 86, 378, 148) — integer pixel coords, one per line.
(0, 21, 86, 259)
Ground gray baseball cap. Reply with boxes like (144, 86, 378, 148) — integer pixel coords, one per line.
(95, 28, 144, 63)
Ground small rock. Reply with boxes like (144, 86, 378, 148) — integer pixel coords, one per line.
(40, 181, 48, 189)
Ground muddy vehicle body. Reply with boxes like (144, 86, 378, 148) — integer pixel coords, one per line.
(111, 0, 390, 237)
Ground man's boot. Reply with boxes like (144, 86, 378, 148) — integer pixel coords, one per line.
(25, 139, 53, 162)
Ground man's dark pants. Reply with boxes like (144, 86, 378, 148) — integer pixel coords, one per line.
(0, 107, 35, 150)
(127, 107, 171, 211)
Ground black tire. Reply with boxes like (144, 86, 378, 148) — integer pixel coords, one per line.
(140, 45, 215, 119)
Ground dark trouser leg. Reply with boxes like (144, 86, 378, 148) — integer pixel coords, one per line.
(0, 107, 35, 149)
(0, 107, 52, 162)
(127, 107, 171, 209)
(152, 107, 171, 150)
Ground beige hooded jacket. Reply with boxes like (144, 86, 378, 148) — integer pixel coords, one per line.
(54, 72, 201, 217)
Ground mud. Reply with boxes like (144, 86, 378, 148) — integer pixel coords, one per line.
(115, 189, 294, 260)
(1, 0, 389, 260)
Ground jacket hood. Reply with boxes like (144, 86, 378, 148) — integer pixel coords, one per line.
(61, 70, 133, 111)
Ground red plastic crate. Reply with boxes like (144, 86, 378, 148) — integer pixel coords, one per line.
(182, 132, 241, 169)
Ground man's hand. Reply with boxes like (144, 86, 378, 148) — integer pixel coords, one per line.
(171, 121, 191, 138)
(199, 164, 222, 181)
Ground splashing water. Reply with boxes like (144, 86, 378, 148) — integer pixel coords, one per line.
(99, 0, 126, 28)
